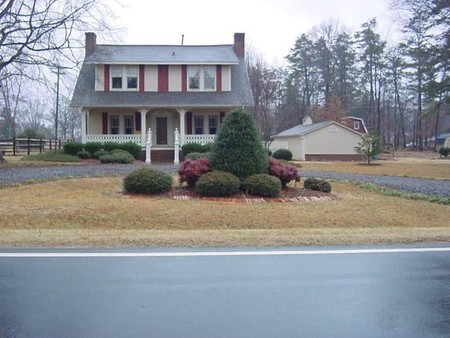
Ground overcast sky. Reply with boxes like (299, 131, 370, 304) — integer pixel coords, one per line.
(108, 0, 400, 65)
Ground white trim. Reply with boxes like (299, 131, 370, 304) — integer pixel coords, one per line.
(187, 66, 216, 92)
(1, 247, 449, 258)
(110, 65, 139, 92)
(87, 61, 238, 66)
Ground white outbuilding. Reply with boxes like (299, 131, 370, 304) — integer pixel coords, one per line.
(271, 117, 364, 161)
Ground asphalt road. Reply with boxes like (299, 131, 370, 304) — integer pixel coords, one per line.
(0, 245, 450, 338)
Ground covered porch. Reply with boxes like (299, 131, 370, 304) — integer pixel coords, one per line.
(80, 107, 229, 162)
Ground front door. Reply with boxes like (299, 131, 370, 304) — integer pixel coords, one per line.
(156, 117, 168, 145)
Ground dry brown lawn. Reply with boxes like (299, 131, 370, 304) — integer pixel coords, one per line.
(1, 177, 449, 247)
(297, 151, 450, 180)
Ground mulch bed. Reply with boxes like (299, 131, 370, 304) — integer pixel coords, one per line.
(125, 186, 336, 203)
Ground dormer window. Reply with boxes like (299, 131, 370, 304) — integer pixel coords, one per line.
(111, 65, 138, 90)
(188, 66, 216, 91)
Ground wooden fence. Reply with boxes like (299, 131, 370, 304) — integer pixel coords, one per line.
(0, 138, 63, 156)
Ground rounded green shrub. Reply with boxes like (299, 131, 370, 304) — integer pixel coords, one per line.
(209, 110, 267, 180)
(304, 178, 332, 193)
(182, 143, 205, 155)
(84, 142, 103, 155)
(119, 142, 142, 159)
(439, 147, 450, 158)
(243, 174, 281, 197)
(184, 152, 210, 160)
(63, 142, 84, 156)
(93, 150, 110, 159)
(102, 141, 120, 152)
(124, 167, 172, 195)
(99, 151, 134, 164)
(77, 150, 91, 159)
(110, 148, 131, 155)
(272, 149, 293, 161)
(195, 170, 240, 197)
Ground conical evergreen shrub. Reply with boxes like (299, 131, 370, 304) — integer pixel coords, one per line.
(209, 110, 268, 180)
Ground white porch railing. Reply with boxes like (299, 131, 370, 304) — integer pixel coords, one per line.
(86, 134, 142, 145)
(184, 134, 216, 145)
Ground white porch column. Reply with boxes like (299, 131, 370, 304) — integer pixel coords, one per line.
(174, 128, 180, 164)
(177, 109, 186, 145)
(145, 128, 152, 163)
(81, 108, 88, 143)
(139, 108, 149, 147)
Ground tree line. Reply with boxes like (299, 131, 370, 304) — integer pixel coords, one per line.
(249, 0, 449, 150)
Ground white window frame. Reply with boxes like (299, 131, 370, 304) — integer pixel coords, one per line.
(110, 115, 120, 134)
(124, 115, 134, 135)
(354, 121, 360, 130)
(194, 115, 204, 134)
(110, 65, 139, 91)
(208, 115, 218, 135)
(187, 66, 216, 92)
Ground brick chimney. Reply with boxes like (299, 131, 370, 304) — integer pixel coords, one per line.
(85, 32, 97, 57)
(233, 33, 245, 57)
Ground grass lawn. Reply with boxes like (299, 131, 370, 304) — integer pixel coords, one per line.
(297, 151, 450, 180)
(1, 177, 449, 247)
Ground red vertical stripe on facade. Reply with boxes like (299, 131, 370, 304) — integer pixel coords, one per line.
(186, 112, 193, 134)
(220, 112, 226, 125)
(181, 65, 187, 92)
(139, 65, 145, 92)
(158, 65, 169, 92)
(102, 112, 108, 134)
(104, 65, 110, 92)
(135, 112, 141, 131)
(216, 65, 222, 92)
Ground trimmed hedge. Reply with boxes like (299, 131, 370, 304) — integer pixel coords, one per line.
(77, 150, 91, 159)
(124, 167, 173, 195)
(195, 170, 240, 197)
(182, 143, 209, 155)
(99, 151, 134, 164)
(184, 152, 210, 160)
(304, 178, 332, 193)
(272, 149, 293, 161)
(120, 141, 141, 159)
(243, 174, 281, 197)
(84, 142, 103, 155)
(439, 147, 450, 158)
(93, 150, 109, 159)
(63, 142, 84, 156)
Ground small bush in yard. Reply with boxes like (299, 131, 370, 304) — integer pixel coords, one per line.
(84, 142, 103, 155)
(63, 142, 84, 156)
(124, 167, 172, 195)
(99, 151, 134, 164)
(439, 147, 450, 158)
(243, 174, 281, 197)
(184, 152, 210, 160)
(268, 157, 299, 187)
(77, 150, 91, 159)
(304, 178, 332, 193)
(178, 157, 211, 187)
(272, 149, 293, 161)
(102, 141, 120, 152)
(182, 143, 205, 155)
(120, 142, 142, 159)
(93, 150, 109, 159)
(195, 170, 240, 197)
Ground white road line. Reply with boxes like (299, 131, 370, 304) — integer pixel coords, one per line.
(0, 247, 450, 258)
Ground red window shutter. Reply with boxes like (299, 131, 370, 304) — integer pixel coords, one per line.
(186, 112, 193, 134)
(216, 65, 222, 92)
(104, 65, 110, 92)
(220, 112, 226, 124)
(135, 112, 141, 132)
(158, 65, 169, 92)
(139, 65, 145, 92)
(102, 112, 108, 134)
(182, 65, 187, 92)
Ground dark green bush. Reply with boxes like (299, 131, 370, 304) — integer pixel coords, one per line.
(195, 170, 240, 197)
(184, 152, 210, 160)
(84, 142, 103, 155)
(304, 178, 332, 193)
(243, 174, 281, 197)
(102, 141, 120, 152)
(264, 148, 272, 157)
(77, 150, 91, 159)
(99, 151, 134, 164)
(124, 167, 172, 195)
(110, 148, 131, 155)
(209, 110, 267, 180)
(439, 147, 450, 158)
(120, 142, 142, 159)
(93, 150, 109, 159)
(182, 143, 205, 155)
(63, 142, 84, 156)
(202, 143, 214, 153)
(272, 149, 293, 161)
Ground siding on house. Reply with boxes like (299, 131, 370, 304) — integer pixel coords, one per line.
(144, 65, 158, 92)
(305, 124, 361, 155)
(95, 65, 104, 91)
(168, 65, 182, 92)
